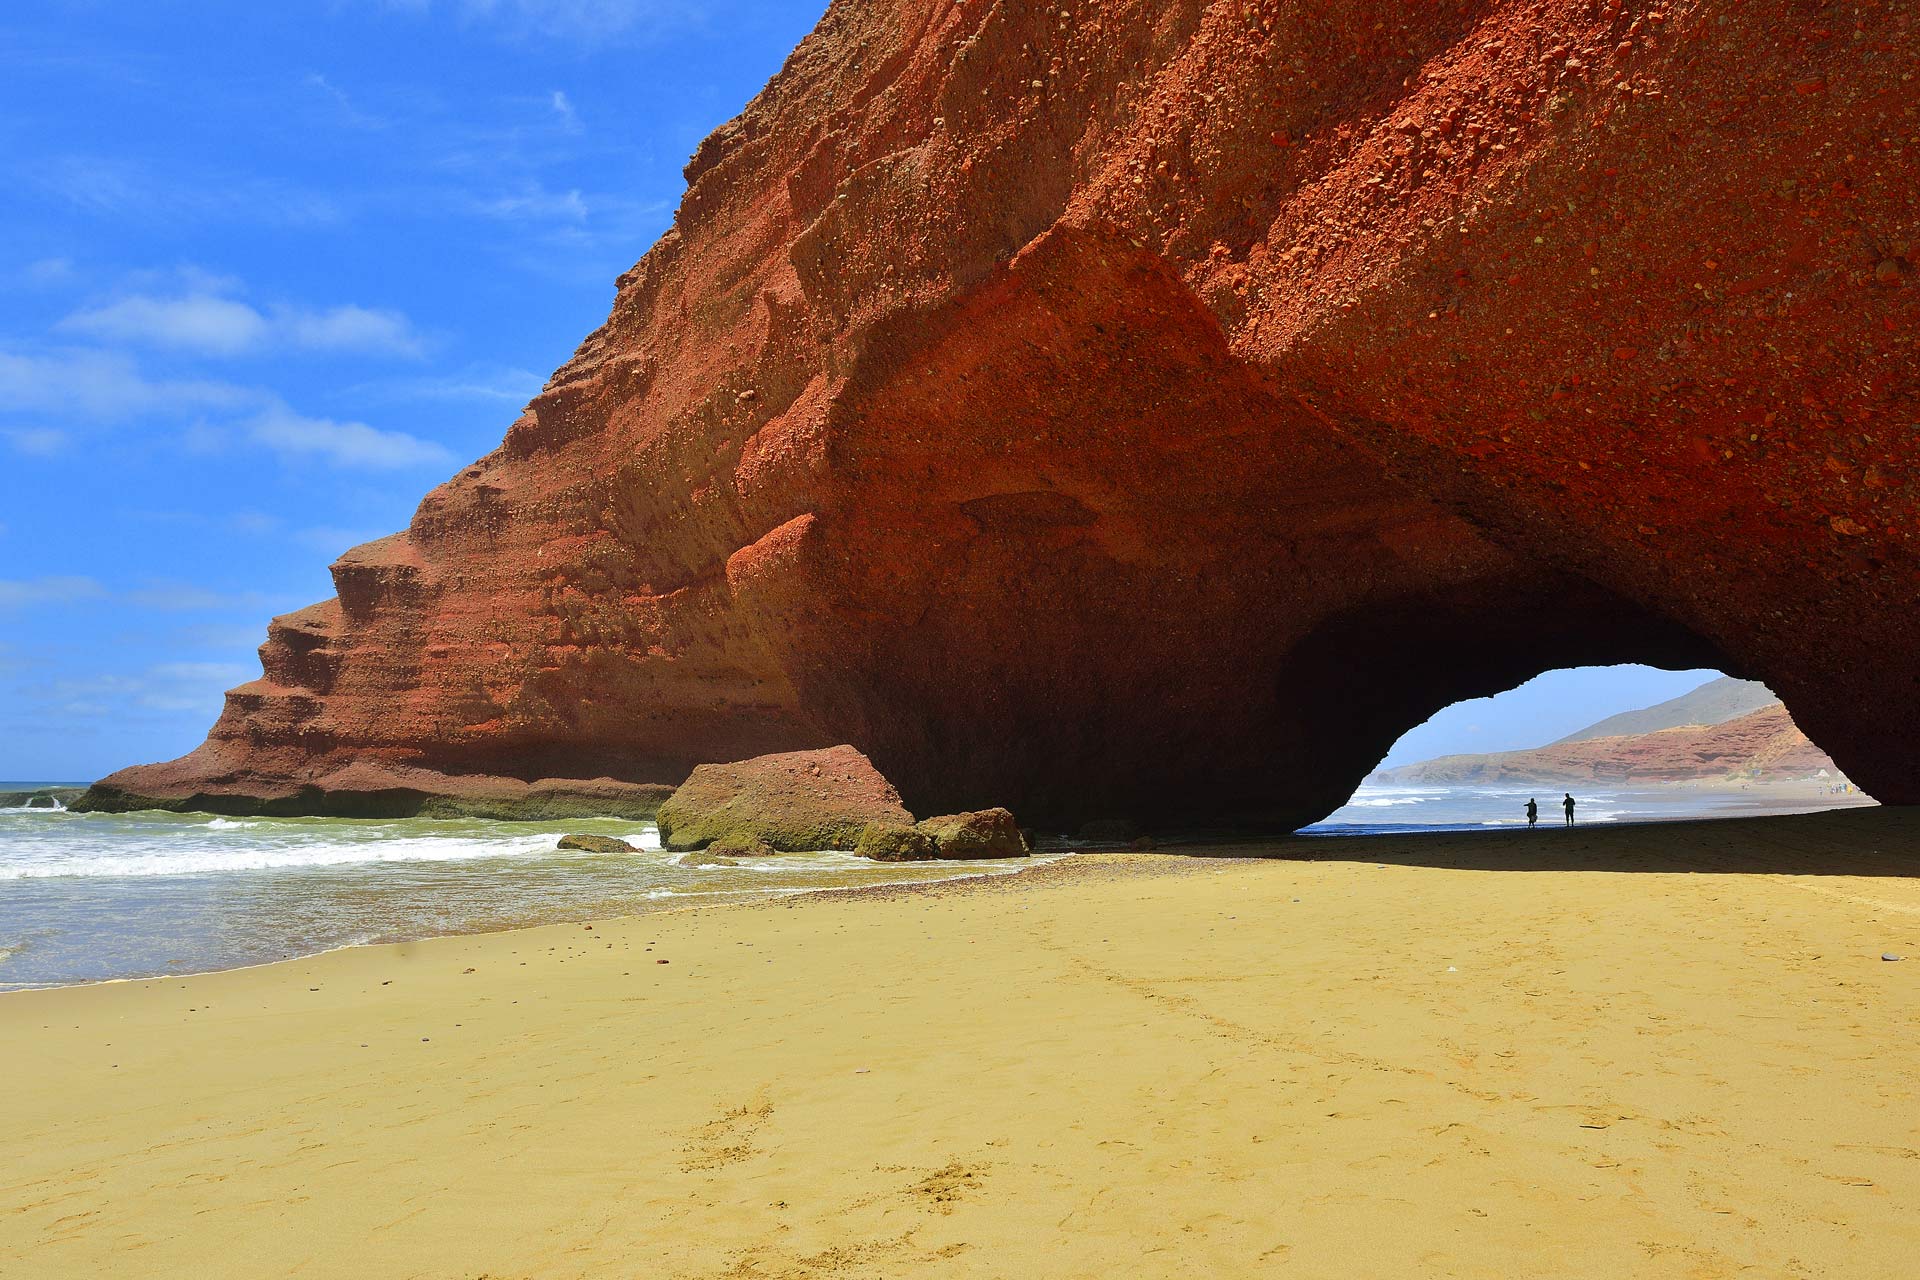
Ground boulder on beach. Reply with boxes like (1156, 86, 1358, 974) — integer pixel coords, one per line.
(706, 832, 776, 860)
(656, 745, 913, 853)
(556, 834, 638, 854)
(915, 808, 1028, 859)
(855, 823, 938, 863)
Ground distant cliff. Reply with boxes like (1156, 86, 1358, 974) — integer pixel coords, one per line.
(1550, 677, 1779, 745)
(1374, 703, 1841, 787)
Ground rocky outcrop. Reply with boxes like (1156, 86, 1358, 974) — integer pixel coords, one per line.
(1378, 703, 1842, 786)
(73, 767, 668, 820)
(2, 788, 83, 809)
(656, 745, 911, 852)
(855, 823, 938, 862)
(915, 809, 1029, 859)
(556, 834, 638, 853)
(705, 833, 776, 860)
(84, 0, 1918, 828)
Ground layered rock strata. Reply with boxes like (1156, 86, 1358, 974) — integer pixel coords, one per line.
(84, 0, 1918, 828)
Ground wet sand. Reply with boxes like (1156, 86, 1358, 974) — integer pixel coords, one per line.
(3, 807, 1917, 1278)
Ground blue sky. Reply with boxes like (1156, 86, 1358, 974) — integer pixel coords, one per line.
(0, 0, 824, 779)
(0, 2, 1724, 782)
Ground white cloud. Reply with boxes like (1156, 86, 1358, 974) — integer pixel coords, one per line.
(125, 581, 286, 613)
(5, 428, 68, 457)
(43, 662, 252, 716)
(0, 348, 250, 421)
(248, 404, 453, 469)
(353, 364, 543, 405)
(304, 73, 387, 130)
(374, 0, 673, 40)
(20, 257, 76, 287)
(60, 293, 425, 359)
(550, 89, 580, 131)
(0, 577, 108, 608)
(477, 182, 589, 222)
(269, 302, 425, 357)
(63, 293, 269, 356)
(33, 156, 344, 228)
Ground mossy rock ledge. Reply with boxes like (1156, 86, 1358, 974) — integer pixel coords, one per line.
(915, 808, 1029, 859)
(656, 745, 913, 853)
(556, 834, 638, 854)
(856, 823, 938, 862)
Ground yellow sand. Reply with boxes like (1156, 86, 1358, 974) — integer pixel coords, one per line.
(4, 808, 1918, 1279)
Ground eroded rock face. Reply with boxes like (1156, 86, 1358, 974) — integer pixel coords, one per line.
(87, 0, 1918, 827)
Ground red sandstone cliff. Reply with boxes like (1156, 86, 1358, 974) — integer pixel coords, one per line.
(1376, 702, 1841, 785)
(84, 0, 1918, 826)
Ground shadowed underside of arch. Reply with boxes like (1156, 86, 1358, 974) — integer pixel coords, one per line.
(84, 0, 1918, 826)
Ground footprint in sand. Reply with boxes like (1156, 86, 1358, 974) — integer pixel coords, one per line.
(679, 1091, 774, 1173)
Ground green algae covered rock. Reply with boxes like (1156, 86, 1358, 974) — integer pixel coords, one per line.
(657, 745, 912, 852)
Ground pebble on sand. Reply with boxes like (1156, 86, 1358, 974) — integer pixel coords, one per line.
(1883, 953, 1904, 962)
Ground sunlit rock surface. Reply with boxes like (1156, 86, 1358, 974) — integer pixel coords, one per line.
(86, 0, 1918, 827)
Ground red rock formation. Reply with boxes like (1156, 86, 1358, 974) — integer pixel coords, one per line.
(1377, 702, 1843, 785)
(84, 0, 1917, 827)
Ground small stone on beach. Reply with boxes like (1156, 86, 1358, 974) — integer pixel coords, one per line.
(1883, 953, 1903, 962)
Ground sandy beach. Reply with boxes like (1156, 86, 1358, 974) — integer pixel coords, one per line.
(4, 807, 1917, 1278)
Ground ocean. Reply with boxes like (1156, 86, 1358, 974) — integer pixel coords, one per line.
(0, 789, 1050, 990)
(1300, 781, 1860, 835)
(0, 780, 1867, 989)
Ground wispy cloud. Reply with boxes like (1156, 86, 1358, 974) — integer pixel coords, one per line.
(248, 403, 453, 469)
(371, 0, 676, 42)
(18, 257, 77, 288)
(304, 73, 388, 130)
(0, 348, 249, 421)
(41, 661, 253, 716)
(61, 292, 425, 359)
(62, 293, 268, 356)
(475, 181, 589, 223)
(0, 576, 108, 608)
(29, 155, 345, 228)
(125, 581, 290, 613)
(351, 364, 544, 405)
(0, 575, 294, 615)
(4, 428, 68, 457)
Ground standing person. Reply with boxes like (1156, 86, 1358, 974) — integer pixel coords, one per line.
(1525, 797, 1538, 829)
(1563, 793, 1577, 827)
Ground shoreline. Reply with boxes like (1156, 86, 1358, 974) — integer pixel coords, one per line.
(4, 807, 1918, 1277)
(0, 797, 1885, 992)
(0, 849, 1073, 995)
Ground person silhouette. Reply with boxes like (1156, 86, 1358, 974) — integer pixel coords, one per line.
(1563, 793, 1576, 827)
(1525, 798, 1538, 829)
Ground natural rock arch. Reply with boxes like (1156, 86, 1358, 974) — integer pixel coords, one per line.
(87, 0, 1917, 825)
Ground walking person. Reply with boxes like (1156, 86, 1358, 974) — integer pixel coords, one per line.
(1563, 793, 1576, 827)
(1525, 797, 1538, 829)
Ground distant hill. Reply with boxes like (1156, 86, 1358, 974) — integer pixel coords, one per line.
(1373, 685, 1843, 787)
(1551, 676, 1780, 745)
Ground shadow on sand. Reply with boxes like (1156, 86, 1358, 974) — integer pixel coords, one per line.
(1162, 807, 1920, 879)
